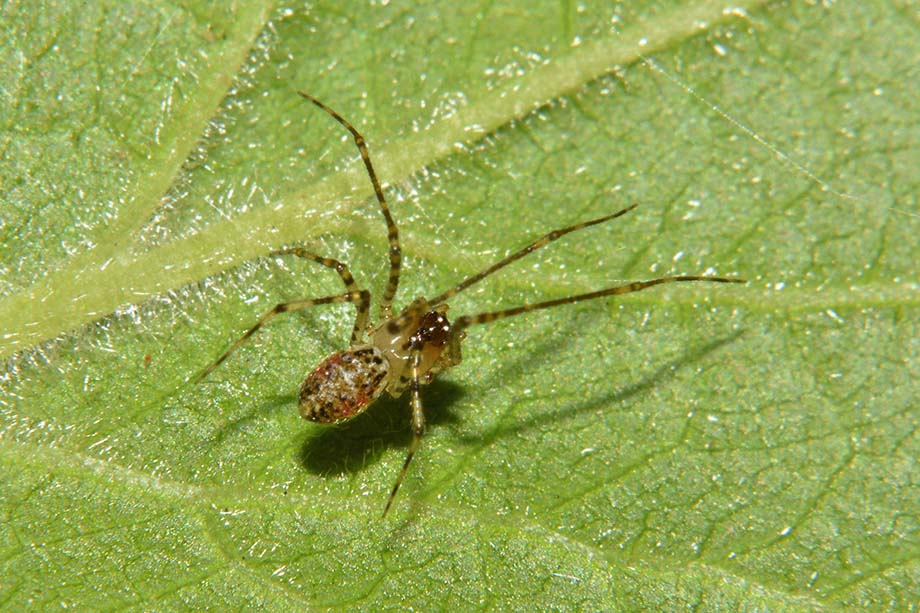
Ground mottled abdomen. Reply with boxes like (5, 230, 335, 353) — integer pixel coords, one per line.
(299, 345, 390, 424)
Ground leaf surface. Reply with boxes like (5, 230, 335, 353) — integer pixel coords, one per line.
(1, 1, 917, 609)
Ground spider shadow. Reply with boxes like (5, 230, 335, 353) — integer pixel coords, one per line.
(455, 324, 747, 445)
(297, 378, 466, 477)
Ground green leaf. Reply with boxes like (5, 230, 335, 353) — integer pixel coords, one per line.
(2, 0, 917, 609)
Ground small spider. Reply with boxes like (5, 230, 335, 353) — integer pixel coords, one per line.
(195, 93, 744, 515)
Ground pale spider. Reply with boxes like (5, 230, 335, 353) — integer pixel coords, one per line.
(195, 93, 744, 515)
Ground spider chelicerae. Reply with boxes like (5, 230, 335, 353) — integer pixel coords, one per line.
(195, 93, 744, 515)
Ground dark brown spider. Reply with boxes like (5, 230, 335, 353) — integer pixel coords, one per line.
(195, 93, 744, 515)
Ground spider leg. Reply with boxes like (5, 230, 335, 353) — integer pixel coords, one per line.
(193, 290, 369, 384)
(383, 350, 425, 517)
(452, 276, 745, 333)
(271, 247, 371, 342)
(428, 204, 639, 306)
(299, 92, 402, 320)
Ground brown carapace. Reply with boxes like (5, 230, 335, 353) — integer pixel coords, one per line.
(194, 93, 745, 515)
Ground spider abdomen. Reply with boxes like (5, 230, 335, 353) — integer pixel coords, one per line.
(299, 345, 390, 424)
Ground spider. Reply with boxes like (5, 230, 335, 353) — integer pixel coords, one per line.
(195, 93, 744, 516)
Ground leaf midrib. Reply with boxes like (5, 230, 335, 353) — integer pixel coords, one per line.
(0, 0, 770, 361)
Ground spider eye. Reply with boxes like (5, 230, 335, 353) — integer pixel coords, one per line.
(417, 311, 450, 347)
